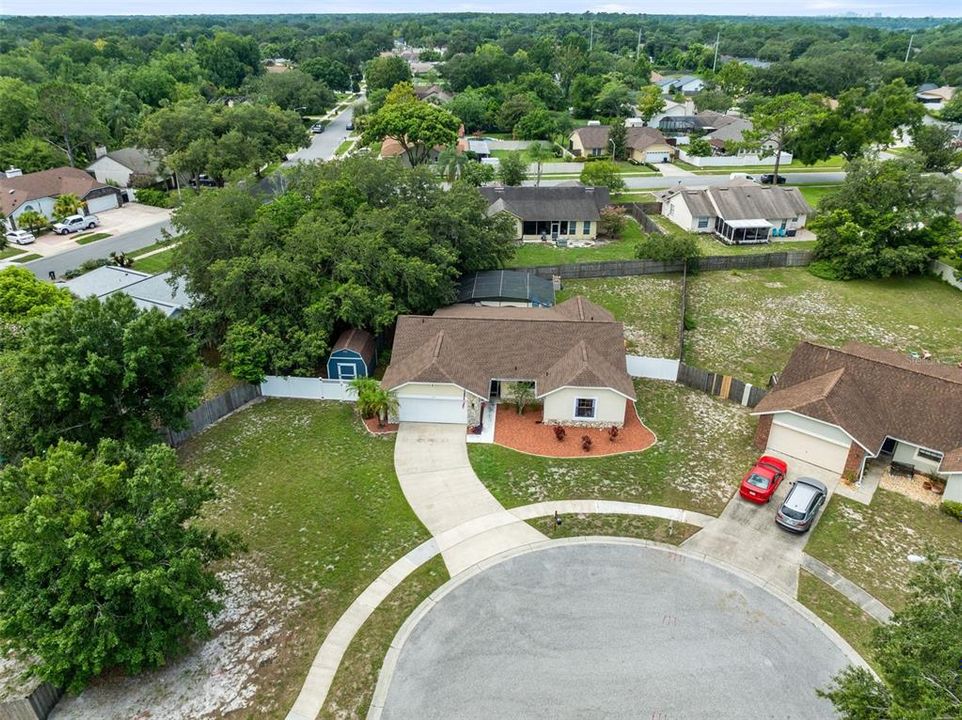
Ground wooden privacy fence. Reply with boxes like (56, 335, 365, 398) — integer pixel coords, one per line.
(516, 250, 813, 280)
(619, 202, 664, 234)
(163, 382, 262, 447)
(0, 682, 61, 720)
(676, 362, 767, 408)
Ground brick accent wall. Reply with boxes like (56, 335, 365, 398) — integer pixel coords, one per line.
(843, 442, 865, 479)
(753, 414, 773, 450)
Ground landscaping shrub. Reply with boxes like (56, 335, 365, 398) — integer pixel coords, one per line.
(940, 500, 962, 521)
(599, 205, 627, 239)
(63, 257, 110, 279)
(581, 435, 593, 452)
(807, 259, 842, 280)
(608, 426, 619, 442)
(636, 232, 702, 262)
(135, 188, 175, 208)
(553, 425, 566, 442)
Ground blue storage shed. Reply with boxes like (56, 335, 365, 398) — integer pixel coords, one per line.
(327, 328, 377, 380)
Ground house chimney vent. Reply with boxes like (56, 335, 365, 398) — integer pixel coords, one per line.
(95, 145, 108, 159)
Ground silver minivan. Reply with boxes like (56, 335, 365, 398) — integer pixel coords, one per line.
(775, 477, 828, 533)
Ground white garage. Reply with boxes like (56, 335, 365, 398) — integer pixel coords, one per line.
(85, 193, 121, 214)
(645, 150, 671, 164)
(396, 395, 468, 425)
(766, 418, 851, 475)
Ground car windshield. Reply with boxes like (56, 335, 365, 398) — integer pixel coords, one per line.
(781, 506, 807, 520)
(746, 473, 770, 489)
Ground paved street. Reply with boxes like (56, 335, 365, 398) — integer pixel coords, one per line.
(284, 95, 362, 165)
(24, 218, 173, 279)
(535, 170, 846, 189)
(379, 543, 851, 720)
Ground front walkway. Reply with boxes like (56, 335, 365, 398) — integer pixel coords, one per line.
(655, 162, 696, 177)
(394, 423, 544, 576)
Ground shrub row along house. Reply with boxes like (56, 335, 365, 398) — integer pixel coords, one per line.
(478, 184, 611, 242)
(381, 297, 636, 427)
(568, 125, 673, 164)
(752, 341, 962, 502)
(657, 184, 812, 244)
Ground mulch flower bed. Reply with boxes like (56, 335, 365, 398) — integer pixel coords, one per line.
(363, 416, 399, 435)
(493, 402, 655, 458)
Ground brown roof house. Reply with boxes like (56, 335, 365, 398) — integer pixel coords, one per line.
(752, 341, 962, 503)
(569, 125, 673, 164)
(1, 166, 123, 231)
(478, 184, 610, 242)
(381, 297, 636, 427)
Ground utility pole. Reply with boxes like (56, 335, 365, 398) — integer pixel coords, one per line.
(636, 28, 643, 59)
(589, 20, 594, 52)
(904, 34, 914, 62)
(711, 31, 721, 73)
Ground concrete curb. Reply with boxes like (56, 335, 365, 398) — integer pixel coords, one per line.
(801, 553, 894, 622)
(508, 499, 716, 528)
(366, 538, 874, 719)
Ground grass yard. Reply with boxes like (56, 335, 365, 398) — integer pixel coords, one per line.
(10, 253, 42, 263)
(320, 556, 448, 719)
(525, 514, 701, 544)
(74, 232, 112, 245)
(611, 192, 657, 203)
(469, 379, 758, 516)
(805, 488, 962, 611)
(175, 400, 430, 719)
(694, 236, 815, 256)
(506, 217, 643, 267)
(797, 570, 879, 666)
(132, 247, 176, 273)
(793, 184, 839, 209)
(685, 269, 962, 385)
(0, 246, 27, 260)
(335, 139, 355, 156)
(556, 274, 682, 357)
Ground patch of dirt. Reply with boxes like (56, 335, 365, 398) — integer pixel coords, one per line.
(880, 471, 943, 507)
(50, 556, 302, 720)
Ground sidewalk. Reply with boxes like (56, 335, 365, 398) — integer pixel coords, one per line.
(655, 162, 696, 177)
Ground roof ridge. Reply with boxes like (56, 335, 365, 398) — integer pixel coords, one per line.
(828, 341, 962, 386)
(432, 330, 444, 360)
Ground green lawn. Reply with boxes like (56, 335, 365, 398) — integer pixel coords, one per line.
(128, 240, 174, 259)
(0, 246, 27, 260)
(793, 184, 839, 209)
(335, 139, 355, 157)
(74, 232, 112, 245)
(525, 514, 701, 544)
(132, 247, 176, 274)
(685, 269, 962, 385)
(179, 400, 429, 718)
(10, 253, 42, 263)
(506, 217, 643, 267)
(694, 236, 815, 257)
(611, 192, 657, 204)
(805, 488, 962, 611)
(469, 379, 758, 517)
(557, 274, 682, 357)
(797, 570, 879, 666)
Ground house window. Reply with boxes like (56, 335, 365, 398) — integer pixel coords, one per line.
(591, 148, 601, 157)
(915, 447, 944, 464)
(697, 217, 709, 229)
(574, 398, 596, 419)
(583, 221, 591, 235)
(522, 221, 537, 236)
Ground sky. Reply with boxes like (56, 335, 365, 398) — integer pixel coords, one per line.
(7, 1, 962, 17)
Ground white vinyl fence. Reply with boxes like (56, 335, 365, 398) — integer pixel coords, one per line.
(931, 259, 962, 291)
(676, 149, 792, 167)
(625, 355, 680, 381)
(260, 376, 357, 401)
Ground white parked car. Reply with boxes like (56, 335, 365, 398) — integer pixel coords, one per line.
(52, 214, 99, 235)
(4, 229, 36, 245)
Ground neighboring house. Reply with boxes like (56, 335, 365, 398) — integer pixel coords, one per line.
(568, 126, 673, 164)
(636, 99, 692, 130)
(657, 75, 705, 95)
(327, 328, 376, 380)
(0, 166, 124, 231)
(466, 138, 491, 159)
(916, 84, 956, 110)
(457, 270, 555, 308)
(413, 84, 453, 104)
(380, 124, 466, 167)
(86, 147, 177, 189)
(478, 184, 611, 242)
(61, 266, 192, 318)
(657, 184, 811, 243)
(672, 112, 792, 166)
(752, 341, 962, 503)
(381, 297, 636, 427)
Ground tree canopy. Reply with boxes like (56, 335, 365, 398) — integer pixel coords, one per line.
(363, 98, 461, 166)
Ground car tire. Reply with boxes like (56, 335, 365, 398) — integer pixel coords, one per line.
(87, 223, 95, 229)
(60, 229, 69, 235)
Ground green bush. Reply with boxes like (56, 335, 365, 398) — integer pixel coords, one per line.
(636, 232, 702, 262)
(134, 188, 174, 208)
(683, 310, 697, 331)
(941, 500, 962, 521)
(63, 258, 110, 279)
(807, 259, 842, 280)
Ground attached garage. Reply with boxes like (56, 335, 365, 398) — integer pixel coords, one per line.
(396, 395, 468, 425)
(766, 418, 851, 475)
(645, 150, 671, 163)
(85, 193, 121, 214)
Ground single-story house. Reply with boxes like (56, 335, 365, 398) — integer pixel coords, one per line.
(637, 99, 692, 130)
(1, 167, 124, 231)
(478, 184, 611, 242)
(657, 184, 811, 244)
(657, 75, 705, 96)
(327, 328, 376, 380)
(414, 84, 453, 104)
(916, 84, 956, 110)
(466, 138, 491, 159)
(752, 341, 962, 503)
(86, 147, 178, 190)
(568, 126, 673, 164)
(61, 266, 192, 318)
(380, 124, 467, 167)
(381, 296, 636, 427)
(457, 270, 555, 307)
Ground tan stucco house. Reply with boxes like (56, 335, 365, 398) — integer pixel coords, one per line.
(381, 297, 636, 428)
(752, 341, 962, 504)
(478, 184, 610, 242)
(569, 125, 673, 164)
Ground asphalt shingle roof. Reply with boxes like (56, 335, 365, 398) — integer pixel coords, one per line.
(0, 167, 115, 216)
(478, 185, 610, 221)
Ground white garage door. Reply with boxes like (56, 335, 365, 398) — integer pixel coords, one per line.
(646, 151, 670, 163)
(86, 194, 119, 214)
(767, 423, 849, 475)
(397, 396, 468, 424)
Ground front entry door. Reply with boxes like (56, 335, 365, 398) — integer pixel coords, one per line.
(550, 221, 560, 237)
(489, 380, 501, 399)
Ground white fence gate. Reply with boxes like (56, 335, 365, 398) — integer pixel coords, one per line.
(625, 355, 680, 381)
(260, 376, 357, 401)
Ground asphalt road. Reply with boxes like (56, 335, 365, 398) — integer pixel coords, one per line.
(284, 96, 362, 165)
(536, 171, 846, 189)
(380, 543, 851, 720)
(25, 218, 173, 279)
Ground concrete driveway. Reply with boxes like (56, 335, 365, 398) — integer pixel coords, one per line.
(376, 542, 853, 720)
(683, 460, 840, 595)
(21, 204, 171, 260)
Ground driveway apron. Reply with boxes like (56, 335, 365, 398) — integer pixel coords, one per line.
(394, 423, 544, 576)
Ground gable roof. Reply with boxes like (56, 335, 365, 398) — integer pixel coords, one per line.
(331, 328, 376, 363)
(382, 296, 635, 401)
(61, 266, 192, 318)
(457, 270, 555, 307)
(657, 184, 811, 221)
(478, 185, 610, 221)
(570, 125, 668, 152)
(93, 147, 162, 176)
(0, 167, 116, 217)
(753, 342, 962, 473)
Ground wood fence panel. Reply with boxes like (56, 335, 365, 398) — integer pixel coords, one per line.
(163, 382, 262, 447)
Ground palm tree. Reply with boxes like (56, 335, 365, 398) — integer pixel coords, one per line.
(371, 388, 399, 427)
(16, 210, 47, 234)
(348, 377, 381, 419)
(437, 145, 468, 182)
(527, 142, 554, 187)
(52, 194, 83, 222)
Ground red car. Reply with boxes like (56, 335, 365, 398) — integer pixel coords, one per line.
(739, 455, 788, 504)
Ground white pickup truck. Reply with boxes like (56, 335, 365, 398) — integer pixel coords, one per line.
(52, 213, 100, 235)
